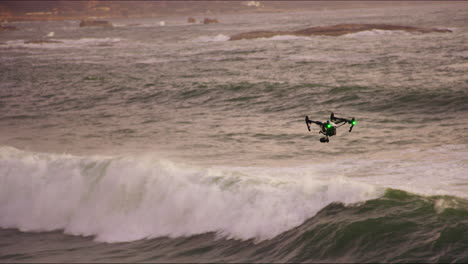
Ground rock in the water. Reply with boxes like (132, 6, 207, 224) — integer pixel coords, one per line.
(187, 17, 197, 23)
(79, 19, 113, 27)
(203, 18, 219, 24)
(293, 24, 452, 36)
(229, 23, 452, 40)
(229, 30, 289, 41)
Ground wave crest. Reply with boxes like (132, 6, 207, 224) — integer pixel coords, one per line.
(193, 34, 229, 42)
(344, 29, 411, 37)
(0, 147, 382, 242)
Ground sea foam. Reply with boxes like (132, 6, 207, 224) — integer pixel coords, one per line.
(344, 29, 411, 37)
(194, 34, 230, 42)
(4, 38, 122, 49)
(0, 146, 382, 242)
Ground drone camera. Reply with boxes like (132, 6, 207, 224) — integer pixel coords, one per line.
(320, 137, 329, 143)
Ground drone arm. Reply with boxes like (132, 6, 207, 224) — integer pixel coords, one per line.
(309, 120, 324, 127)
(305, 116, 324, 132)
(330, 113, 350, 124)
(334, 117, 351, 123)
(335, 119, 348, 125)
(305, 116, 323, 126)
(331, 113, 356, 132)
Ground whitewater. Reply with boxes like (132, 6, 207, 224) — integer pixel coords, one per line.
(0, 146, 382, 242)
(1, 3, 468, 263)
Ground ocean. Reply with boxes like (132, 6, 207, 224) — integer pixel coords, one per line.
(1, 3, 467, 262)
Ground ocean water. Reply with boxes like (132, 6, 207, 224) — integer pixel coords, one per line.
(1, 4, 468, 263)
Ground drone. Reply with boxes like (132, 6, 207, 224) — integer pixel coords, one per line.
(305, 112, 357, 143)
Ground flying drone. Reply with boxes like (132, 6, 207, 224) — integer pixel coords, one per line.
(305, 112, 357, 143)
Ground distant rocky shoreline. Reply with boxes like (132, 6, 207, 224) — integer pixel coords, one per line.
(229, 23, 452, 40)
(79, 19, 113, 27)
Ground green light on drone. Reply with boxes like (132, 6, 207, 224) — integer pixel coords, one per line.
(351, 120, 357, 125)
(327, 124, 332, 128)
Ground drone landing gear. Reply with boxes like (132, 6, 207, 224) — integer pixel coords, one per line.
(305, 116, 311, 131)
(320, 137, 329, 143)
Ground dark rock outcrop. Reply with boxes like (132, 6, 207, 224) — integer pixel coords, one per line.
(229, 23, 452, 41)
(24, 39, 63, 44)
(203, 18, 219, 24)
(79, 19, 113, 27)
(0, 25, 17, 32)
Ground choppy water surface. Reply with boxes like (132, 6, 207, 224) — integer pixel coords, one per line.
(1, 4, 467, 263)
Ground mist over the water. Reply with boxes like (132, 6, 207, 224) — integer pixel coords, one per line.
(0, 2, 467, 263)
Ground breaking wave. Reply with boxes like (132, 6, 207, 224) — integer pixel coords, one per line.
(4, 38, 122, 49)
(193, 34, 230, 42)
(344, 29, 412, 37)
(0, 146, 381, 243)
